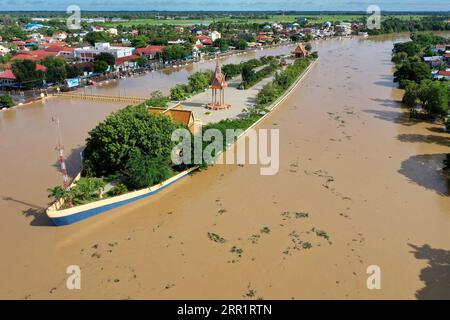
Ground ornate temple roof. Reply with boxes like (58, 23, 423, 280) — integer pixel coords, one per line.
(210, 59, 228, 89)
(293, 43, 308, 56)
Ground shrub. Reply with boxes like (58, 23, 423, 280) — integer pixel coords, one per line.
(0, 94, 15, 108)
(170, 84, 190, 101)
(125, 153, 174, 190)
(69, 177, 106, 206)
(188, 71, 212, 93)
(106, 184, 129, 197)
(146, 90, 169, 108)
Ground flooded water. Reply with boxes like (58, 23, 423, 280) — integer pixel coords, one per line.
(1, 35, 449, 299)
(87, 45, 295, 97)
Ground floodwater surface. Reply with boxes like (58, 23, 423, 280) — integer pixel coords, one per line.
(0, 35, 449, 299)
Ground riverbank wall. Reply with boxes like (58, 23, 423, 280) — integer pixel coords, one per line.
(46, 166, 198, 226)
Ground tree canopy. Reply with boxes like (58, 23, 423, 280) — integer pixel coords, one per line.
(84, 31, 111, 45)
(11, 60, 44, 89)
(83, 105, 182, 178)
(42, 56, 67, 84)
(394, 56, 431, 87)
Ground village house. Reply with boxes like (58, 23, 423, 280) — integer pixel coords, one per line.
(106, 28, 119, 36)
(434, 69, 450, 81)
(12, 50, 57, 61)
(44, 46, 76, 60)
(334, 23, 352, 36)
(135, 45, 166, 61)
(175, 26, 184, 33)
(90, 26, 105, 32)
(210, 31, 221, 42)
(53, 32, 68, 41)
(424, 55, 445, 67)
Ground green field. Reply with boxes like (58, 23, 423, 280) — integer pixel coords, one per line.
(100, 14, 429, 27)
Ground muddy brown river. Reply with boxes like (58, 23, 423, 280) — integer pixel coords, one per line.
(0, 35, 449, 299)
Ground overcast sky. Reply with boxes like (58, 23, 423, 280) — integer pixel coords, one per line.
(0, 0, 449, 11)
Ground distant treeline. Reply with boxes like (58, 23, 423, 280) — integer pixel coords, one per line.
(367, 16, 450, 35)
(0, 11, 449, 19)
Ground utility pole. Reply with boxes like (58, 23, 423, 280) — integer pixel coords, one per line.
(52, 117, 72, 207)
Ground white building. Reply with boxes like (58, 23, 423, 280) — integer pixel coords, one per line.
(0, 45, 11, 55)
(74, 43, 134, 62)
(210, 31, 221, 42)
(335, 23, 352, 36)
(53, 32, 68, 41)
(106, 28, 118, 36)
(90, 26, 105, 32)
(168, 38, 186, 45)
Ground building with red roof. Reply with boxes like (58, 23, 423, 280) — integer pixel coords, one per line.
(115, 55, 140, 68)
(12, 50, 57, 62)
(0, 64, 47, 87)
(135, 45, 166, 60)
(438, 70, 450, 80)
(44, 46, 76, 60)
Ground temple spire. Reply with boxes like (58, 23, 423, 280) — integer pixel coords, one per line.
(207, 58, 230, 110)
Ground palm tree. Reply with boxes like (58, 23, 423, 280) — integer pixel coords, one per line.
(47, 186, 69, 207)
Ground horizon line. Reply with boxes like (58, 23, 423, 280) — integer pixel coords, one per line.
(0, 10, 449, 13)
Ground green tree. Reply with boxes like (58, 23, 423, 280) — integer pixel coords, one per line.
(402, 80, 419, 109)
(84, 31, 111, 46)
(11, 60, 44, 89)
(233, 39, 248, 50)
(0, 94, 14, 108)
(146, 90, 169, 108)
(392, 51, 408, 65)
(170, 84, 189, 101)
(404, 80, 449, 117)
(94, 60, 109, 73)
(133, 57, 146, 67)
(131, 35, 149, 48)
(241, 64, 256, 84)
(394, 56, 431, 87)
(213, 38, 230, 52)
(125, 153, 174, 189)
(83, 105, 181, 177)
(162, 44, 188, 61)
(42, 56, 67, 84)
(188, 71, 211, 93)
(94, 52, 116, 67)
(68, 177, 106, 206)
(0, 25, 25, 41)
(47, 186, 71, 207)
(416, 80, 449, 116)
